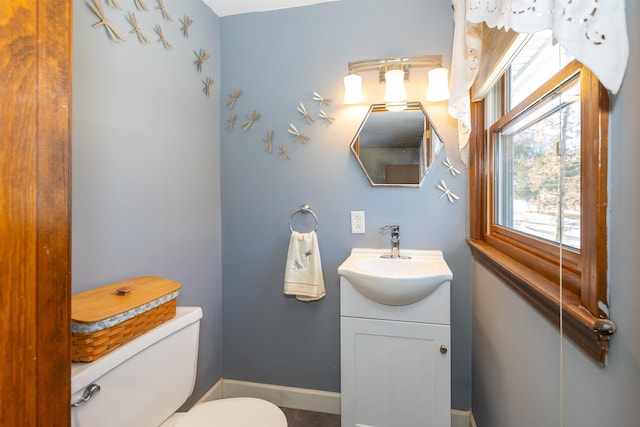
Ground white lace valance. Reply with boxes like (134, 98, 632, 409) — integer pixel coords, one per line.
(448, 0, 629, 165)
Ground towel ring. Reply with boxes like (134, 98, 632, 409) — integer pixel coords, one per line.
(289, 204, 319, 233)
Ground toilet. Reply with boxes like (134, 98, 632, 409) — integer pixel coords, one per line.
(165, 397, 286, 427)
(71, 307, 287, 427)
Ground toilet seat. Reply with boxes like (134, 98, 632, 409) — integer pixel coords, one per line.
(174, 397, 288, 427)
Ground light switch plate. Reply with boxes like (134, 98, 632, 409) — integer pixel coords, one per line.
(351, 211, 365, 234)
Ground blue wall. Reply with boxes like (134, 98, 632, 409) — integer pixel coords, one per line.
(72, 0, 472, 412)
(220, 0, 471, 409)
(70, 0, 640, 419)
(72, 0, 222, 408)
(471, 1, 640, 425)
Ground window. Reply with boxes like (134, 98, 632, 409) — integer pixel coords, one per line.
(468, 33, 615, 365)
(495, 74, 581, 249)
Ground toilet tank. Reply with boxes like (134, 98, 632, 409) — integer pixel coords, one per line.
(71, 306, 203, 427)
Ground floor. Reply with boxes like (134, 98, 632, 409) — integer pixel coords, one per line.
(280, 407, 341, 427)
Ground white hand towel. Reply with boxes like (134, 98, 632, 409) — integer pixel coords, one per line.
(284, 231, 325, 302)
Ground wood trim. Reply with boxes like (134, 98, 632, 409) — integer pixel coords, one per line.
(468, 239, 616, 366)
(36, 1, 72, 424)
(484, 233, 582, 296)
(468, 100, 485, 240)
(580, 69, 609, 318)
(468, 61, 615, 365)
(490, 61, 582, 135)
(1, 1, 72, 424)
(1, 6, 38, 423)
(468, 240, 615, 365)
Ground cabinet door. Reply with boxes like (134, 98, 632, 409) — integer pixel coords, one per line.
(341, 317, 450, 427)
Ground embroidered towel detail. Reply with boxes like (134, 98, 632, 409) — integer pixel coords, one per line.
(284, 231, 326, 302)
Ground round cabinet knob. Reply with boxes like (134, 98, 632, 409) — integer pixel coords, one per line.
(440, 345, 448, 354)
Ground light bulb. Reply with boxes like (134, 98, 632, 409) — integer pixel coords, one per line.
(426, 67, 450, 102)
(384, 69, 407, 103)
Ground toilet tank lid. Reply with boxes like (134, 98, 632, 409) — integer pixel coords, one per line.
(71, 306, 202, 394)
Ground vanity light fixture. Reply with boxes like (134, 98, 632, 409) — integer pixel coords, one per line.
(343, 55, 448, 107)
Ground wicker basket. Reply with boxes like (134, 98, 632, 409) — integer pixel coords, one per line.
(71, 276, 181, 362)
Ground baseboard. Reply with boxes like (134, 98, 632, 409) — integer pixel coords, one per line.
(195, 378, 476, 423)
(219, 379, 341, 414)
(194, 378, 224, 405)
(452, 409, 476, 427)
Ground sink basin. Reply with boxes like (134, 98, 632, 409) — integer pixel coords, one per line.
(338, 248, 453, 306)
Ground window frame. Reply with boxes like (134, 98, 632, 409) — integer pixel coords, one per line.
(468, 60, 616, 365)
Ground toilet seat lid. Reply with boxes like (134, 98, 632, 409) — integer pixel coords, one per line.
(175, 397, 287, 427)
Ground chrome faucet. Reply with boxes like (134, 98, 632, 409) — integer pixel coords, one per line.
(380, 225, 401, 258)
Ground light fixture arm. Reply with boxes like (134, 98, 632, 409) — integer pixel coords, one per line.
(347, 55, 443, 83)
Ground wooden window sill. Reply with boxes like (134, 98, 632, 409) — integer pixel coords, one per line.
(468, 238, 616, 365)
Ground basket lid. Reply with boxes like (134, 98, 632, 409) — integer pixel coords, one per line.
(72, 276, 181, 324)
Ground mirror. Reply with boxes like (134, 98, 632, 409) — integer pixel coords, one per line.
(350, 102, 443, 187)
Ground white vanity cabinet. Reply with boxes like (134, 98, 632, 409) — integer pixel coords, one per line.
(340, 316, 450, 427)
(339, 249, 452, 427)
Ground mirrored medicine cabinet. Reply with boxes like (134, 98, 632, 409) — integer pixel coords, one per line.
(350, 102, 444, 187)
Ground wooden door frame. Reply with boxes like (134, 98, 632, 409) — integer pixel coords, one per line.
(1, 1, 71, 425)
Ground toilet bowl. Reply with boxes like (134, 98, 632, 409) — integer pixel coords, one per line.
(71, 307, 287, 427)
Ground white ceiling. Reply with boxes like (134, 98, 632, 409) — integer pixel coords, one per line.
(202, 0, 339, 17)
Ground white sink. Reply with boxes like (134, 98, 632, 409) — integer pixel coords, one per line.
(338, 248, 453, 306)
